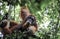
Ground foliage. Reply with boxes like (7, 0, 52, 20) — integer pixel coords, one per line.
(0, 0, 60, 39)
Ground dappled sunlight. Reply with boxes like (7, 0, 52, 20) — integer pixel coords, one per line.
(0, 0, 60, 39)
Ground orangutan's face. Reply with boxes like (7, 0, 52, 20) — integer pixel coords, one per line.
(21, 9, 27, 20)
(20, 7, 30, 20)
